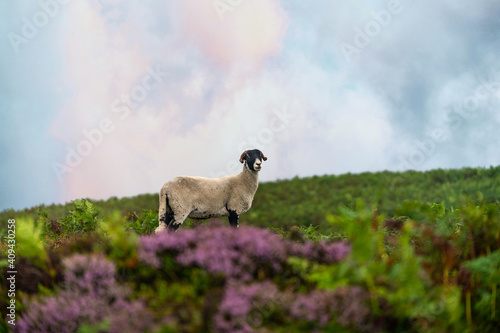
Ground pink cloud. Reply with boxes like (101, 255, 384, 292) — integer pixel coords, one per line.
(180, 0, 288, 66)
(50, 1, 152, 200)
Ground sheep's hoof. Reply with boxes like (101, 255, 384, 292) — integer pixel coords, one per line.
(155, 223, 167, 234)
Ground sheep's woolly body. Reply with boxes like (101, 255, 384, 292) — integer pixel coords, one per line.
(160, 169, 258, 220)
(157, 149, 266, 232)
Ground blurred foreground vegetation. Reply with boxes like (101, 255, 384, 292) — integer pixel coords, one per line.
(1, 166, 500, 332)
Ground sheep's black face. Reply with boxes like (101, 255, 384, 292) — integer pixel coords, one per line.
(240, 149, 267, 172)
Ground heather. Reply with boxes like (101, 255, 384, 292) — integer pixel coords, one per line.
(14, 254, 153, 333)
(138, 222, 349, 280)
(1, 167, 500, 332)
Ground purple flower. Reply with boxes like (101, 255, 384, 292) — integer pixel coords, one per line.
(62, 253, 117, 296)
(290, 286, 374, 331)
(138, 223, 350, 281)
(15, 254, 153, 333)
(214, 281, 376, 332)
(289, 240, 351, 264)
(214, 280, 280, 333)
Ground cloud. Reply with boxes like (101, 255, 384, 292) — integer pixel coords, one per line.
(312, 0, 500, 170)
(2, 0, 500, 210)
(49, 0, 294, 202)
(180, 0, 288, 66)
(49, 1, 152, 200)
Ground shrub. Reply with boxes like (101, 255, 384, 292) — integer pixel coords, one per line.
(61, 199, 101, 233)
(12, 217, 47, 268)
(38, 199, 101, 241)
(15, 254, 153, 333)
(213, 282, 380, 332)
(138, 222, 350, 282)
(215, 280, 284, 333)
(289, 286, 376, 332)
(125, 209, 158, 235)
(464, 250, 500, 330)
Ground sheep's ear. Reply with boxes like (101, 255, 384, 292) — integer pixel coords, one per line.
(260, 151, 268, 161)
(239, 150, 249, 163)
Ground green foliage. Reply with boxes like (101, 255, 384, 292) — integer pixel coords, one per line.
(125, 209, 158, 235)
(37, 199, 102, 242)
(465, 250, 500, 328)
(466, 250, 500, 286)
(246, 166, 500, 230)
(14, 217, 47, 268)
(61, 199, 101, 233)
(309, 205, 464, 332)
(134, 268, 213, 332)
(77, 319, 111, 333)
(3, 165, 500, 232)
(459, 202, 500, 257)
(100, 212, 138, 268)
(269, 224, 343, 242)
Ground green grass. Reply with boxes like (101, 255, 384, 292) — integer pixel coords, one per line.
(2, 166, 500, 233)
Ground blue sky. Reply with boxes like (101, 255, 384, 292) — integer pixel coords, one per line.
(2, 0, 500, 211)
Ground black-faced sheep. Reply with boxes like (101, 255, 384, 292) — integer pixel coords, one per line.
(156, 149, 267, 233)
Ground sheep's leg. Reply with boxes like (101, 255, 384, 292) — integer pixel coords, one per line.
(168, 222, 181, 232)
(158, 188, 169, 231)
(164, 211, 175, 227)
(157, 191, 174, 233)
(167, 211, 189, 233)
(158, 219, 167, 232)
(228, 210, 239, 228)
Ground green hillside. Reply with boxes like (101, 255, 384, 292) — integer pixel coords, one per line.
(2, 166, 500, 231)
(2, 166, 500, 332)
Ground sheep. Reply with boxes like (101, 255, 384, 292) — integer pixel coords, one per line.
(156, 149, 267, 233)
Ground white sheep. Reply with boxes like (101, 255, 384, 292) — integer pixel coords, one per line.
(156, 149, 267, 233)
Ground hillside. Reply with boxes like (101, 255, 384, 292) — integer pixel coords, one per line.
(2, 166, 500, 332)
(2, 166, 500, 231)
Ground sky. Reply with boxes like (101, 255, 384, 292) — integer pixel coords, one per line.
(1, 0, 500, 211)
